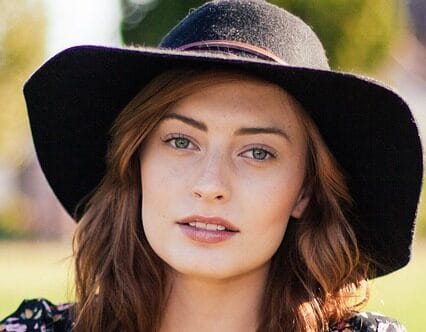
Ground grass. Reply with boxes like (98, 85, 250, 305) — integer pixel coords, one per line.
(365, 240, 426, 331)
(0, 241, 74, 317)
(1, 240, 425, 330)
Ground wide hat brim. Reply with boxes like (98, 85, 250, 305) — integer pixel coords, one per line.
(24, 45, 423, 278)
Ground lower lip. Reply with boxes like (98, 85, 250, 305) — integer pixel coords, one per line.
(178, 224, 237, 243)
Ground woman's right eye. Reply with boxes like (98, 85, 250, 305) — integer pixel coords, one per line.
(162, 134, 198, 150)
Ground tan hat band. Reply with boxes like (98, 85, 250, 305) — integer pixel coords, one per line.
(177, 40, 287, 64)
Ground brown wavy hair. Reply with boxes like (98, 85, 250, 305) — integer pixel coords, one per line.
(71, 69, 370, 332)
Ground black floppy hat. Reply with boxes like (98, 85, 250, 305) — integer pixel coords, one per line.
(24, 0, 422, 277)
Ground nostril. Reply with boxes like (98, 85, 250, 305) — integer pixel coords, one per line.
(191, 180, 230, 201)
(192, 192, 225, 200)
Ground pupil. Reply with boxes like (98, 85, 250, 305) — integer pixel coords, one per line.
(176, 138, 189, 148)
(253, 149, 267, 160)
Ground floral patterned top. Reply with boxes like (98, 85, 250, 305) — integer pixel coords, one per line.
(0, 298, 406, 331)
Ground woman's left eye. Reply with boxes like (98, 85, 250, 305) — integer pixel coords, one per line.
(240, 147, 277, 161)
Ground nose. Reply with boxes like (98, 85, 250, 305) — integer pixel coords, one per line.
(191, 153, 231, 203)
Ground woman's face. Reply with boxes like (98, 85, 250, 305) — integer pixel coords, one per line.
(139, 77, 308, 281)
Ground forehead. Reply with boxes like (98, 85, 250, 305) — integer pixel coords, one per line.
(169, 78, 300, 124)
(165, 77, 306, 136)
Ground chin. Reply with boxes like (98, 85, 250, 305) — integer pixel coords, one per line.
(162, 252, 271, 282)
(174, 264, 241, 280)
(147, 235, 275, 282)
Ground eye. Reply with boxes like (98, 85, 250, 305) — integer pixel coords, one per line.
(162, 134, 198, 150)
(240, 147, 277, 161)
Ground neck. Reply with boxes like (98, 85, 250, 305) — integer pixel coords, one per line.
(160, 265, 269, 332)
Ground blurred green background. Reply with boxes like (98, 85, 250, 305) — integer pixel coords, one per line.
(1, 0, 425, 330)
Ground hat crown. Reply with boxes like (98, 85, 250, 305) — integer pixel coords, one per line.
(160, 0, 329, 69)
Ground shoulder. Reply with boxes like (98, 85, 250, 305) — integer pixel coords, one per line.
(0, 298, 73, 332)
(331, 312, 407, 332)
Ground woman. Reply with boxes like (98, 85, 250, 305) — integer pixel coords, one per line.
(1, 1, 422, 331)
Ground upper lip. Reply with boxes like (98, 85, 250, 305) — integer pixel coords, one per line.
(177, 215, 240, 232)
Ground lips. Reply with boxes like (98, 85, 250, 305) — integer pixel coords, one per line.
(177, 215, 239, 243)
(177, 215, 239, 232)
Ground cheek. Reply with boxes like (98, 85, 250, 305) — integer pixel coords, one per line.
(140, 166, 164, 218)
(140, 153, 169, 237)
(140, 174, 174, 264)
(139, 152, 189, 255)
(240, 161, 305, 247)
(140, 144, 181, 205)
(244, 168, 304, 221)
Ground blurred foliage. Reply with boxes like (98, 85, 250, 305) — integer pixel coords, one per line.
(120, 0, 405, 72)
(121, 0, 204, 46)
(0, 0, 46, 168)
(0, 197, 29, 239)
(270, 0, 404, 72)
(0, 0, 46, 238)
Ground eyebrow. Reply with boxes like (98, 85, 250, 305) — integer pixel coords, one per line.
(162, 112, 291, 142)
(162, 113, 207, 131)
(235, 127, 291, 142)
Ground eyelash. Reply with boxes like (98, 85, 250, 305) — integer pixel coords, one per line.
(161, 133, 277, 161)
(162, 133, 198, 150)
(241, 145, 277, 161)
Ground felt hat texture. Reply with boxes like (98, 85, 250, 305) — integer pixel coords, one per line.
(24, 0, 423, 277)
